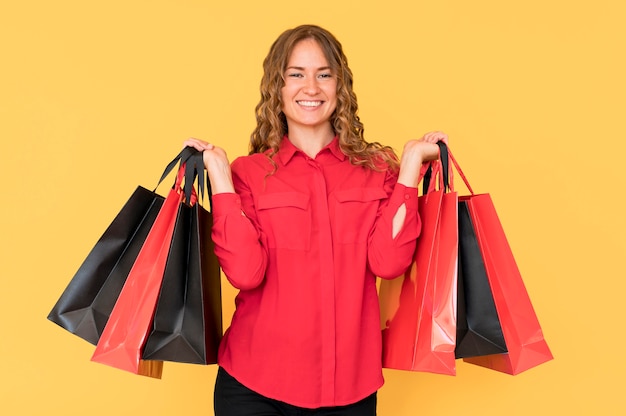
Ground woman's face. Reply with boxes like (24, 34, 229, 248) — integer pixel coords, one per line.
(281, 39, 338, 135)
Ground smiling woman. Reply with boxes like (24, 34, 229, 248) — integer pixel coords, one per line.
(182, 24, 448, 416)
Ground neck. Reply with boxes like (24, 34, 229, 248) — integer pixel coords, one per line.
(287, 125, 335, 158)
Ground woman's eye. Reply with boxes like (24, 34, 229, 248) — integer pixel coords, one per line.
(319, 73, 332, 79)
(287, 73, 303, 78)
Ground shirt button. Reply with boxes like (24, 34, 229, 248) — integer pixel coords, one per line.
(404, 194, 411, 200)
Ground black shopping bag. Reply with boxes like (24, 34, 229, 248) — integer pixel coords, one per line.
(142, 151, 223, 364)
(47, 187, 164, 345)
(48, 148, 195, 345)
(454, 199, 507, 358)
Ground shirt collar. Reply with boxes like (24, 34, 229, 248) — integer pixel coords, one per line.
(278, 135, 346, 165)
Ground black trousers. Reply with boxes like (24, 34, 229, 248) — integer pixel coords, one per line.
(214, 367, 377, 416)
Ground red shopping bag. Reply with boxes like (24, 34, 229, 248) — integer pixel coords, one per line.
(380, 157, 459, 375)
(450, 151, 553, 375)
(91, 167, 186, 377)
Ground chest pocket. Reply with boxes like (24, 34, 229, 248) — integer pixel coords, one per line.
(332, 187, 388, 244)
(257, 192, 311, 250)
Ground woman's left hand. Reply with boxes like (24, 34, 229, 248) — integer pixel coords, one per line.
(397, 131, 449, 187)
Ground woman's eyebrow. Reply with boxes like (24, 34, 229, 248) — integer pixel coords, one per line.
(285, 66, 332, 71)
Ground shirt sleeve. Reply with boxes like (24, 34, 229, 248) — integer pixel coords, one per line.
(367, 168, 422, 279)
(210, 159, 268, 290)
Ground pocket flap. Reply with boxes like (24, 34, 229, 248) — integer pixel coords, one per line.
(334, 187, 387, 203)
(257, 192, 310, 210)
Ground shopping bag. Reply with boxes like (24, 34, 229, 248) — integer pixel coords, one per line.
(91, 158, 191, 377)
(142, 151, 222, 364)
(48, 148, 195, 345)
(47, 188, 163, 345)
(455, 199, 507, 358)
(449, 150, 553, 374)
(380, 149, 459, 375)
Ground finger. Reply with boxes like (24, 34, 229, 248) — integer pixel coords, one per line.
(183, 138, 212, 151)
(434, 133, 448, 144)
(423, 132, 439, 143)
(187, 137, 210, 146)
(425, 131, 448, 144)
(183, 139, 201, 149)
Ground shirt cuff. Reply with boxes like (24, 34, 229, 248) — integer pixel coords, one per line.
(388, 183, 419, 212)
(212, 193, 242, 218)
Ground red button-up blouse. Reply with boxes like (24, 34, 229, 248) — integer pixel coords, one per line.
(211, 137, 421, 408)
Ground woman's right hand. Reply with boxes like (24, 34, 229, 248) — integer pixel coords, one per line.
(183, 138, 235, 194)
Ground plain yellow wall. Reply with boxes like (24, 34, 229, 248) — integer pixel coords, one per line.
(1, 0, 624, 414)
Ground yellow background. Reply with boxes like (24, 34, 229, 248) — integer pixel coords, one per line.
(1, 0, 624, 414)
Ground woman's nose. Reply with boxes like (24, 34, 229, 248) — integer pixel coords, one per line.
(303, 77, 320, 94)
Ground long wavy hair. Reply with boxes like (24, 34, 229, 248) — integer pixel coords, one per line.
(249, 24, 398, 171)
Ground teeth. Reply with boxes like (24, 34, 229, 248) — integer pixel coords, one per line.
(298, 101, 322, 107)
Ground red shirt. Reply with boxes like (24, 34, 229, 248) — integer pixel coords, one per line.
(211, 137, 421, 408)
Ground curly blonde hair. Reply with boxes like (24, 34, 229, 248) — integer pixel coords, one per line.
(249, 24, 398, 171)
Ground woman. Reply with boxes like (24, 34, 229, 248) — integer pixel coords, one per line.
(185, 24, 447, 416)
